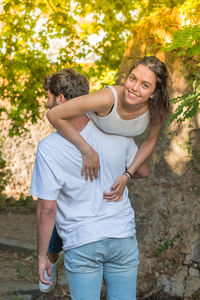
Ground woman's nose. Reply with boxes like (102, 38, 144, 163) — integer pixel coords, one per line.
(131, 82, 139, 92)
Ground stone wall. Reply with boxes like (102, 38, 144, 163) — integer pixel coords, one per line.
(1, 105, 54, 198)
(118, 7, 200, 299)
(130, 119, 200, 298)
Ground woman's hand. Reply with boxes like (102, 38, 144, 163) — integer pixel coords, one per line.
(103, 175, 129, 202)
(81, 147, 100, 181)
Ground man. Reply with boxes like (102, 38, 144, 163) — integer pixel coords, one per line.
(30, 68, 149, 300)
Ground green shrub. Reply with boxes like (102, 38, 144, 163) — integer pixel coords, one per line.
(0, 138, 11, 201)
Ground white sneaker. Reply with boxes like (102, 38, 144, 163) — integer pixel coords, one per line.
(39, 252, 64, 293)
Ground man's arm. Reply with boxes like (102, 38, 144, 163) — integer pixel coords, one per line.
(37, 198, 56, 285)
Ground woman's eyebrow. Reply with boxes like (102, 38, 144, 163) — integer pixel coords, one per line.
(142, 80, 152, 85)
(130, 72, 153, 86)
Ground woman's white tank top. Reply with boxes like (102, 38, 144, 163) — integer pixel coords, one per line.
(88, 85, 149, 137)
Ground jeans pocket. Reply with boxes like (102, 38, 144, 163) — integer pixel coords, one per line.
(64, 242, 99, 273)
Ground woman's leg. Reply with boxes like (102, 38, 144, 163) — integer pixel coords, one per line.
(48, 225, 63, 262)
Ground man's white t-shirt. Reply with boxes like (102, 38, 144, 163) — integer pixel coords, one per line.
(30, 120, 138, 251)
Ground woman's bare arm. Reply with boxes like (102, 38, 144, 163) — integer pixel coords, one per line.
(104, 123, 162, 201)
(127, 123, 162, 175)
(47, 87, 114, 180)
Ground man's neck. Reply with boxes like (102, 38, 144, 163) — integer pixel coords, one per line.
(70, 115, 90, 132)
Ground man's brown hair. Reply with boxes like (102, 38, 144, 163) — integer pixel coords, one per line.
(43, 68, 89, 100)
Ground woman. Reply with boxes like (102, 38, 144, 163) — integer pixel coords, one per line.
(47, 56, 171, 201)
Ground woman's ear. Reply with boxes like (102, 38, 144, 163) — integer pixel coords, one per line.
(150, 91, 155, 99)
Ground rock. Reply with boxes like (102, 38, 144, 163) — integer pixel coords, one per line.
(189, 268, 199, 277)
(184, 276, 200, 297)
(183, 255, 191, 265)
(156, 275, 170, 293)
(192, 236, 200, 263)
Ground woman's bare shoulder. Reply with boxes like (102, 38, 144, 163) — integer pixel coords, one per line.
(111, 85, 125, 99)
(92, 86, 116, 104)
(90, 85, 125, 110)
(112, 85, 125, 93)
(113, 84, 125, 90)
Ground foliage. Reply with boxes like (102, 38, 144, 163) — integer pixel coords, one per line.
(164, 10, 200, 119)
(154, 234, 181, 257)
(0, 194, 36, 211)
(165, 21, 200, 172)
(0, 0, 139, 135)
(168, 92, 200, 124)
(0, 139, 11, 200)
(0, 0, 190, 136)
(165, 24, 200, 57)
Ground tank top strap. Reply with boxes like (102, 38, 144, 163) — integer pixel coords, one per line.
(106, 85, 118, 111)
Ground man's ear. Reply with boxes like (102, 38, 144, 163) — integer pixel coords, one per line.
(57, 94, 67, 104)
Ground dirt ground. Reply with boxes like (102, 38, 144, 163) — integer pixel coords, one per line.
(0, 199, 198, 300)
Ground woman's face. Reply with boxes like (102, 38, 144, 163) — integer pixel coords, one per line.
(124, 64, 156, 107)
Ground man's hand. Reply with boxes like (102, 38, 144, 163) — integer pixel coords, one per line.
(38, 256, 52, 285)
(103, 175, 129, 202)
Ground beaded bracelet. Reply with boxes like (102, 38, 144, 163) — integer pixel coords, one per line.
(123, 170, 133, 181)
(124, 170, 133, 179)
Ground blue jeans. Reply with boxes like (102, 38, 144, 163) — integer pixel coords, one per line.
(64, 236, 139, 300)
(48, 225, 63, 254)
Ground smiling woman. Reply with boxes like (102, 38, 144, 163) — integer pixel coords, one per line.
(125, 64, 156, 109)
(127, 56, 170, 126)
(47, 56, 171, 200)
